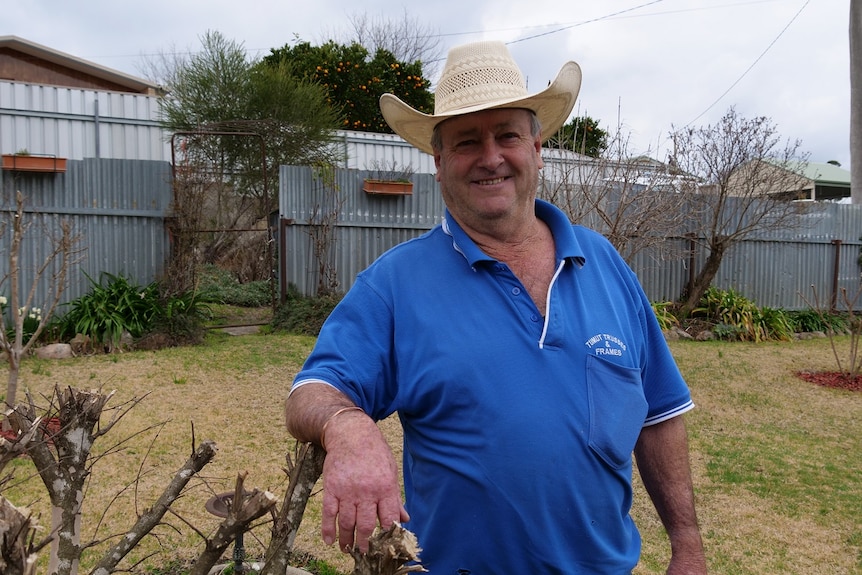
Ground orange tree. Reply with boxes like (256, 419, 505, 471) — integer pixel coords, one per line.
(262, 41, 433, 133)
(546, 115, 608, 158)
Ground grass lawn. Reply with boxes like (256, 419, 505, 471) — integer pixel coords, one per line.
(1, 331, 860, 574)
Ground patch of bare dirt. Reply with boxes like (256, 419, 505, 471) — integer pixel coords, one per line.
(796, 370, 862, 392)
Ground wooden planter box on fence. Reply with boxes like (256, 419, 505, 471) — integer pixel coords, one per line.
(362, 178, 413, 195)
(2, 154, 67, 173)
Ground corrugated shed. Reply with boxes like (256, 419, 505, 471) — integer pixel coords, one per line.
(0, 80, 169, 161)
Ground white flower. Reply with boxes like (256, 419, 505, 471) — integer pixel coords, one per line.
(0, 295, 6, 305)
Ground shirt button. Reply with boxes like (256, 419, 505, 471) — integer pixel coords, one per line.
(511, 287, 521, 295)
(531, 314, 540, 322)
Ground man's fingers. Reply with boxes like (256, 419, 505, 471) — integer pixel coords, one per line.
(321, 492, 341, 546)
(353, 501, 379, 553)
(336, 500, 359, 552)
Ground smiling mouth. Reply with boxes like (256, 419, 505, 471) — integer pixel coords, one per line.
(475, 177, 507, 186)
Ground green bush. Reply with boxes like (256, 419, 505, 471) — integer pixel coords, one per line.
(272, 285, 342, 336)
(651, 301, 679, 330)
(198, 264, 272, 307)
(56, 272, 213, 349)
(692, 287, 796, 342)
(788, 308, 849, 334)
(56, 272, 161, 347)
(754, 306, 795, 341)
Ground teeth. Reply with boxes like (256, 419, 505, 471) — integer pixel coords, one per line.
(477, 177, 505, 185)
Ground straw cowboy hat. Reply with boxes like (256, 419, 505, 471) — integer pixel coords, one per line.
(379, 41, 582, 155)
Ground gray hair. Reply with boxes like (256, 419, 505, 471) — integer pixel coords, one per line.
(430, 110, 542, 153)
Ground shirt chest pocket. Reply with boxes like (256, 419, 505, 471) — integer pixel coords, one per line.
(586, 354, 648, 469)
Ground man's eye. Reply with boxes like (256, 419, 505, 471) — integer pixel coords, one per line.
(455, 139, 477, 148)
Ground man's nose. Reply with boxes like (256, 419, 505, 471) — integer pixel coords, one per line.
(476, 137, 504, 169)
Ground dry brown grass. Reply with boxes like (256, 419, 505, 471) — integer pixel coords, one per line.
(2, 332, 860, 574)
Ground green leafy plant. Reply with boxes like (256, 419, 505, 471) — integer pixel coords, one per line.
(272, 284, 342, 336)
(198, 264, 272, 307)
(56, 272, 160, 348)
(788, 308, 848, 334)
(753, 306, 795, 342)
(692, 287, 763, 341)
(651, 301, 679, 331)
(56, 272, 213, 350)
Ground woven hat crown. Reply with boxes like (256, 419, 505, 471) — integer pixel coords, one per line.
(434, 42, 529, 115)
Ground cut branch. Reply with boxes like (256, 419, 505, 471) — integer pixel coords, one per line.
(89, 439, 218, 575)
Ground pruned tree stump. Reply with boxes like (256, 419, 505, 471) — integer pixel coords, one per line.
(350, 523, 427, 575)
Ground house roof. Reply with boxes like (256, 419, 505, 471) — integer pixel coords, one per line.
(796, 161, 851, 187)
(0, 35, 160, 95)
(764, 159, 851, 188)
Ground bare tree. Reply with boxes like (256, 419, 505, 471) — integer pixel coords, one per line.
(539, 126, 691, 265)
(0, 190, 85, 410)
(851, 0, 862, 204)
(327, 9, 445, 79)
(669, 107, 812, 316)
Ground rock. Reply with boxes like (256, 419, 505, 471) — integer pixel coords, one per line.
(695, 330, 715, 341)
(34, 343, 73, 360)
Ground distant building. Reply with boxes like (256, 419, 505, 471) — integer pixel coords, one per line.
(0, 35, 159, 95)
(754, 159, 852, 201)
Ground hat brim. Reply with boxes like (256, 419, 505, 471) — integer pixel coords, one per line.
(380, 61, 582, 156)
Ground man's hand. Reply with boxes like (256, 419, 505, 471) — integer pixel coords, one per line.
(319, 408, 409, 553)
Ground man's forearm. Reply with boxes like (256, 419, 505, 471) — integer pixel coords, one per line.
(284, 382, 358, 445)
(634, 416, 706, 569)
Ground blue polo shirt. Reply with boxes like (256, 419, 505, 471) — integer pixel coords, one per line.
(293, 199, 693, 575)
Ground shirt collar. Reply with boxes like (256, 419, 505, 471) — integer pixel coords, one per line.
(442, 199, 586, 268)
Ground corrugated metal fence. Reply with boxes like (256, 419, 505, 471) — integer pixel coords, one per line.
(0, 159, 171, 310)
(280, 165, 862, 311)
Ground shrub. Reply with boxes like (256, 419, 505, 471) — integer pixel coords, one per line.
(754, 306, 795, 341)
(272, 285, 342, 336)
(198, 264, 272, 307)
(788, 308, 849, 334)
(692, 287, 755, 341)
(56, 272, 213, 350)
(651, 301, 680, 330)
(56, 272, 161, 348)
(691, 287, 796, 342)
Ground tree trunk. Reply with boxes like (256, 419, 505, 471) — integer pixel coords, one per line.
(259, 443, 326, 575)
(24, 387, 113, 575)
(679, 242, 727, 317)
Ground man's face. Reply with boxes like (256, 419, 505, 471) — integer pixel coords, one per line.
(433, 108, 543, 234)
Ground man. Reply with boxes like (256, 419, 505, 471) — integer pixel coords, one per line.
(286, 41, 707, 574)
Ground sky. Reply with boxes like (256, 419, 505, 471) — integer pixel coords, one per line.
(4, 0, 853, 169)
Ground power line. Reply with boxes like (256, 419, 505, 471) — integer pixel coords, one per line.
(507, 0, 667, 45)
(685, 0, 811, 126)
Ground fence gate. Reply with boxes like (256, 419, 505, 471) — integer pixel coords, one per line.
(169, 131, 276, 327)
